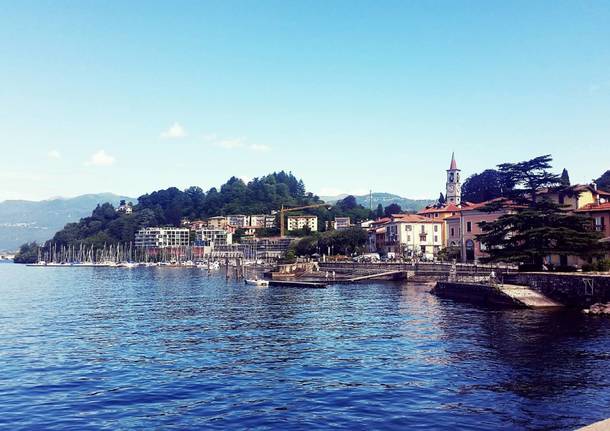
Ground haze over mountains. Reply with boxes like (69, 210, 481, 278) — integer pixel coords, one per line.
(0, 194, 134, 250)
(320, 192, 434, 213)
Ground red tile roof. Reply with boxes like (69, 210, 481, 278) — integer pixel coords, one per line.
(418, 203, 464, 215)
(576, 202, 610, 212)
(390, 214, 439, 223)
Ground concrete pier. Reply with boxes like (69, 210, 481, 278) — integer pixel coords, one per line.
(577, 418, 610, 431)
(432, 281, 564, 308)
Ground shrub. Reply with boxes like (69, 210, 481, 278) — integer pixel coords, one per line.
(595, 259, 610, 272)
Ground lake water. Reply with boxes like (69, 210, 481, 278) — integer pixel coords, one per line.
(1, 264, 609, 430)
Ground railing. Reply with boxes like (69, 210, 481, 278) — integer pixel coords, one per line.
(318, 261, 516, 281)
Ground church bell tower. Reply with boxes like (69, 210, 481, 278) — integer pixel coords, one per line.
(446, 152, 461, 206)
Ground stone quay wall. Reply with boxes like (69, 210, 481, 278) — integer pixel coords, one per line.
(432, 282, 523, 308)
(503, 272, 610, 308)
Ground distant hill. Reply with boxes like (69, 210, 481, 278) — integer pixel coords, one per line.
(0, 193, 134, 250)
(320, 192, 434, 212)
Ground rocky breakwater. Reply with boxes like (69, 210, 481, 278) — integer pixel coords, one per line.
(583, 303, 610, 315)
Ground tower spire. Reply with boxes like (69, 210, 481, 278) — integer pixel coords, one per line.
(449, 152, 457, 170)
(446, 152, 461, 206)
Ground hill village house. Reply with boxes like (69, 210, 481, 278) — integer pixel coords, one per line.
(130, 152, 609, 264)
(368, 153, 610, 265)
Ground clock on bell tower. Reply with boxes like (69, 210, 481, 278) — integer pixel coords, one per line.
(446, 152, 461, 206)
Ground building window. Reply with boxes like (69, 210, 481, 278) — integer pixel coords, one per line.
(450, 227, 455, 236)
(595, 216, 605, 231)
(434, 225, 438, 232)
(466, 221, 472, 232)
(434, 235, 438, 243)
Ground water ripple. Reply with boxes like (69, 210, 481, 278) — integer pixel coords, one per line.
(1, 265, 609, 430)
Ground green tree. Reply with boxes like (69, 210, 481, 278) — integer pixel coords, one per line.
(462, 169, 512, 203)
(376, 204, 384, 218)
(14, 242, 40, 264)
(477, 155, 604, 269)
(384, 203, 402, 217)
(438, 192, 446, 206)
(596, 170, 610, 191)
(294, 228, 368, 257)
(560, 168, 571, 186)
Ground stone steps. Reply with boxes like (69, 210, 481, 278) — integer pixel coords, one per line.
(498, 284, 564, 308)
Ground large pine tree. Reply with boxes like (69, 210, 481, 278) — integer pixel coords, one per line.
(477, 155, 604, 269)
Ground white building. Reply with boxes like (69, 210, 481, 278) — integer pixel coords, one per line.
(334, 217, 351, 230)
(227, 214, 248, 227)
(248, 215, 267, 228)
(135, 227, 190, 248)
(117, 200, 133, 214)
(265, 215, 277, 228)
(196, 228, 233, 247)
(287, 215, 318, 232)
(378, 214, 443, 260)
(207, 216, 228, 230)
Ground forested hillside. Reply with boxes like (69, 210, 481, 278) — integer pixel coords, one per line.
(46, 172, 373, 249)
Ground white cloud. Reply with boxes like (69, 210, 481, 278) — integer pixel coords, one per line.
(161, 122, 187, 139)
(48, 150, 61, 160)
(85, 150, 115, 167)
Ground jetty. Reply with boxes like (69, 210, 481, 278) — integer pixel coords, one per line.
(432, 281, 564, 308)
(577, 418, 610, 431)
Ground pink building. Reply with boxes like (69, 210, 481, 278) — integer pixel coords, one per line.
(445, 201, 509, 262)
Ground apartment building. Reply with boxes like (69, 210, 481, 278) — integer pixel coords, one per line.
(135, 227, 190, 248)
(287, 215, 318, 232)
(196, 228, 233, 247)
(227, 214, 248, 228)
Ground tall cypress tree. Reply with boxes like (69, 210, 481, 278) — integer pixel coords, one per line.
(438, 192, 446, 206)
(477, 155, 603, 269)
(376, 204, 384, 219)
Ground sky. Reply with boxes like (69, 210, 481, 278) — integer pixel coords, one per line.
(1, 1, 609, 202)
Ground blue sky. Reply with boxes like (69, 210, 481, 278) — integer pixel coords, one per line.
(1, 1, 609, 201)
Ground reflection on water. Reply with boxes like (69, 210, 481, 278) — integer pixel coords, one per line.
(1, 264, 609, 430)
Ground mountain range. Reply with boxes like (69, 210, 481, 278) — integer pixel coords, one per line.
(1, 191, 433, 251)
(320, 192, 434, 213)
(0, 193, 134, 251)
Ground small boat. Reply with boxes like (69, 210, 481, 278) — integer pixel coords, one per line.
(117, 262, 137, 269)
(245, 278, 269, 287)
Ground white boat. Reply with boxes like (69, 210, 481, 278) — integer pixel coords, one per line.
(245, 278, 269, 287)
(199, 261, 220, 270)
(117, 262, 137, 269)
